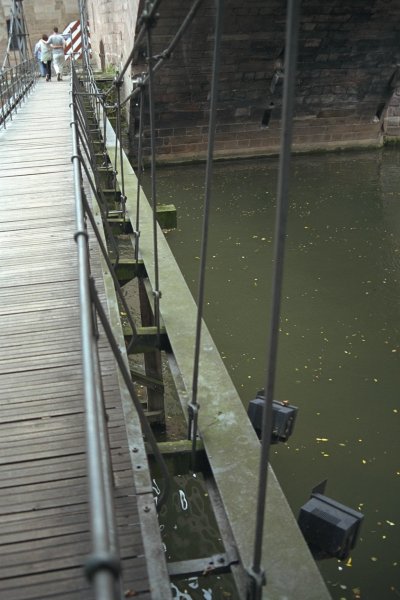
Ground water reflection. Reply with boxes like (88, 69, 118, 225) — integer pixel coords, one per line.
(144, 147, 400, 599)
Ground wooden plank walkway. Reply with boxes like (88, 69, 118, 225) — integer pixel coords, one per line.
(0, 79, 152, 599)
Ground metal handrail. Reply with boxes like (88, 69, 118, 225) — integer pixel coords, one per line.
(71, 69, 140, 352)
(0, 59, 35, 128)
(0, 0, 35, 129)
(70, 75, 121, 600)
(71, 61, 171, 599)
(74, 0, 305, 597)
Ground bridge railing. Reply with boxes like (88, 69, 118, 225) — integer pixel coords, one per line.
(80, 0, 304, 597)
(1, 0, 35, 129)
(70, 59, 171, 599)
(0, 58, 35, 128)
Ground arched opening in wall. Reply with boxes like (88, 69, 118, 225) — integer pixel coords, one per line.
(99, 39, 105, 71)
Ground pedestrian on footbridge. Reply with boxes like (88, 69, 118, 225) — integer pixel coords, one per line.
(48, 26, 66, 81)
(38, 34, 52, 82)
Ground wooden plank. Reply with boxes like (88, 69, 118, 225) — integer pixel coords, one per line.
(0, 280, 77, 300)
(0, 559, 150, 600)
(0, 80, 153, 600)
(0, 530, 142, 565)
(0, 457, 133, 489)
(0, 501, 139, 532)
(0, 429, 129, 456)
(0, 413, 123, 440)
(0, 479, 135, 515)
(0, 513, 141, 547)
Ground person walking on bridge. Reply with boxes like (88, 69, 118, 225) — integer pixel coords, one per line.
(34, 38, 47, 77)
(48, 26, 65, 81)
(38, 34, 52, 81)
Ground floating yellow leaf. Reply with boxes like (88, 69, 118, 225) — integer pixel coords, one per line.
(316, 437, 329, 442)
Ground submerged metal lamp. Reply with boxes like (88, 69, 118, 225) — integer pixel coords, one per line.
(247, 390, 298, 443)
(298, 481, 364, 561)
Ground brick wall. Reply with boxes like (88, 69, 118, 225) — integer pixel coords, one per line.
(88, 0, 400, 162)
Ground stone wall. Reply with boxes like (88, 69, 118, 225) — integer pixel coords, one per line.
(0, 0, 78, 57)
(88, 0, 400, 162)
(87, 0, 140, 72)
(86, 0, 140, 119)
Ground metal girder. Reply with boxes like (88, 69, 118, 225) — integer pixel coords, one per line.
(9, 1, 30, 62)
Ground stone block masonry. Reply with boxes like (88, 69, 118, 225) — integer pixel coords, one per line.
(88, 0, 400, 163)
(0, 0, 78, 56)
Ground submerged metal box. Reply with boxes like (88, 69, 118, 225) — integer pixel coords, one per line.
(247, 393, 298, 442)
(298, 493, 364, 560)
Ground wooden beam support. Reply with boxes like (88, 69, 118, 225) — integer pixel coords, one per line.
(103, 188, 122, 208)
(147, 440, 208, 475)
(107, 215, 132, 234)
(123, 325, 170, 354)
(107, 204, 176, 233)
(114, 257, 145, 285)
(97, 166, 115, 188)
(155, 204, 177, 229)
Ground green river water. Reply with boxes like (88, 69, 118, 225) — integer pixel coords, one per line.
(143, 146, 400, 600)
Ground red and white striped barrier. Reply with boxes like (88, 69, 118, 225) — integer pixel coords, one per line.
(63, 20, 91, 61)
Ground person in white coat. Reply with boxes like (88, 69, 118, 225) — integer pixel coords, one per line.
(39, 34, 52, 81)
(48, 27, 66, 81)
(34, 39, 47, 77)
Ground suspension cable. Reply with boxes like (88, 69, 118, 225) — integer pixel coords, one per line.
(115, 83, 127, 221)
(134, 84, 145, 264)
(247, 2, 301, 598)
(187, 0, 224, 471)
(144, 6, 162, 341)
